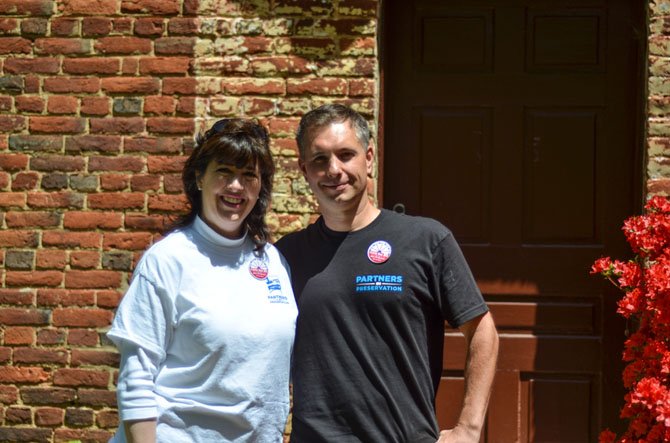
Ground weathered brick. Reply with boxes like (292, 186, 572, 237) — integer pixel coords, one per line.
(54, 429, 114, 442)
(54, 369, 109, 388)
(12, 171, 40, 191)
(69, 251, 100, 269)
(0, 386, 19, 404)
(41, 173, 69, 190)
(96, 409, 119, 428)
(0, 37, 32, 54)
(155, 36, 195, 55)
(47, 95, 78, 114)
(102, 77, 160, 95)
(88, 192, 144, 209)
(67, 329, 99, 346)
(101, 252, 133, 271)
(97, 290, 122, 308)
(130, 174, 161, 191)
(36, 328, 66, 345)
(37, 289, 95, 307)
(100, 173, 130, 191)
(224, 77, 285, 95)
(147, 117, 194, 134)
(113, 97, 142, 115)
(0, 115, 26, 132)
(9, 135, 63, 152)
(51, 18, 78, 36)
(0, 231, 38, 248)
(121, 0, 180, 14)
(6, 211, 61, 228)
(63, 212, 122, 230)
(124, 213, 168, 230)
(148, 194, 188, 212)
(103, 232, 153, 250)
(35, 37, 92, 55)
(20, 387, 76, 405)
(162, 77, 196, 94)
(30, 155, 85, 172)
(4, 250, 35, 270)
(168, 18, 198, 35)
(90, 156, 145, 173)
(71, 350, 119, 367)
(134, 17, 164, 36)
(0, 18, 20, 34)
(0, 427, 52, 442)
(147, 155, 186, 173)
(124, 136, 183, 153)
(144, 96, 176, 114)
(64, 271, 122, 290)
(22, 17, 49, 35)
(5, 407, 32, 424)
(0, 289, 34, 306)
(42, 231, 101, 248)
(36, 249, 68, 270)
(0, 75, 24, 93)
(30, 116, 86, 134)
(82, 17, 111, 36)
(0, 192, 26, 208)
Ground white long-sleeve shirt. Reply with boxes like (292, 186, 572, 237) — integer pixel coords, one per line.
(107, 216, 297, 443)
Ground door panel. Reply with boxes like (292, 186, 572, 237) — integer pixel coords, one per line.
(383, 0, 644, 441)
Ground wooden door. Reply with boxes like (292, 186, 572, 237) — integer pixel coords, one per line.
(382, 1, 645, 441)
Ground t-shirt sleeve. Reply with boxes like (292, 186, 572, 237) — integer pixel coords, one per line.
(432, 232, 489, 328)
(116, 341, 161, 421)
(107, 269, 174, 361)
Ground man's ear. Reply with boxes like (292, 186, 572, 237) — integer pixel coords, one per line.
(365, 140, 374, 176)
(298, 158, 307, 179)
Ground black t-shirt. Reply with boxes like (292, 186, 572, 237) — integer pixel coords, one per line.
(276, 209, 488, 443)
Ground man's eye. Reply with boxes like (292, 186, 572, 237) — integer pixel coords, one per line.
(244, 172, 258, 179)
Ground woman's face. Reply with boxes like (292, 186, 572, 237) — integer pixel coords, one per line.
(197, 159, 261, 239)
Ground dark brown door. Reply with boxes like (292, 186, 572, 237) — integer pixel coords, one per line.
(382, 1, 644, 441)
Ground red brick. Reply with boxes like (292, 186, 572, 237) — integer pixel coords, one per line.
(0, 231, 38, 248)
(15, 96, 45, 113)
(130, 174, 161, 191)
(163, 77, 196, 94)
(0, 386, 18, 404)
(0, 0, 54, 16)
(67, 329, 99, 346)
(30, 116, 85, 134)
(9, 134, 63, 152)
(25, 75, 40, 93)
(36, 249, 68, 269)
(64, 271, 121, 290)
(141, 56, 191, 73)
(90, 117, 145, 134)
(287, 78, 347, 95)
(134, 18, 164, 36)
(250, 55, 312, 75)
(147, 117, 194, 135)
(61, 0, 117, 15)
(88, 192, 144, 209)
(168, 18, 197, 35)
(144, 96, 175, 115)
(54, 429, 114, 442)
(5, 211, 61, 228)
(53, 308, 113, 327)
(63, 212, 122, 229)
(95, 36, 151, 54)
(11, 171, 40, 191)
(121, 0, 180, 14)
(13, 347, 68, 364)
(5, 407, 31, 424)
(27, 191, 85, 209)
(122, 56, 139, 74)
(103, 232, 153, 250)
(0, 18, 19, 33)
(71, 350, 119, 367)
(0, 96, 10, 111)
(97, 291, 122, 308)
(318, 57, 376, 76)
(42, 231, 101, 248)
(348, 78, 374, 96)
(0, 289, 34, 305)
(155, 36, 195, 55)
(3, 57, 60, 74)
(96, 410, 119, 428)
(65, 407, 95, 426)
(103, 77, 160, 95)
(65, 134, 120, 153)
(147, 155, 186, 173)
(44, 77, 100, 93)
(37, 289, 94, 307)
(177, 96, 195, 115)
(20, 387, 76, 405)
(124, 213, 168, 230)
(51, 18, 78, 36)
(0, 153, 29, 170)
(6, 270, 63, 287)
(82, 17, 111, 36)
(80, 97, 110, 116)
(0, 192, 27, 208)
(77, 389, 116, 408)
(0, 347, 11, 363)
(0, 172, 9, 190)
(124, 136, 183, 153)
(4, 327, 35, 345)
(47, 95, 79, 114)
(243, 97, 275, 116)
(0, 366, 49, 384)
(148, 194, 188, 212)
(30, 154, 85, 171)
(35, 407, 63, 427)
(70, 251, 100, 269)
(100, 173, 130, 191)
(36, 329, 66, 345)
(89, 156, 145, 172)
(0, 37, 31, 54)
(62, 57, 119, 74)
(0, 115, 26, 132)
(35, 37, 91, 55)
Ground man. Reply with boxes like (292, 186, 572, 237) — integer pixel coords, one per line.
(276, 104, 499, 443)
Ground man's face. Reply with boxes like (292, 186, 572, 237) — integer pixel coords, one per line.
(299, 120, 373, 212)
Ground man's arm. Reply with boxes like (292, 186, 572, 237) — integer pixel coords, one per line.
(438, 311, 499, 443)
(124, 419, 157, 443)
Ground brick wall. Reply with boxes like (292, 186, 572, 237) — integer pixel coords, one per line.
(0, 0, 378, 441)
(649, 1, 670, 195)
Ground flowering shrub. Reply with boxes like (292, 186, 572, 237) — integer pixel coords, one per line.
(592, 195, 670, 443)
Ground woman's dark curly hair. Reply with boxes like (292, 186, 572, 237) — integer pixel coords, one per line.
(169, 118, 274, 252)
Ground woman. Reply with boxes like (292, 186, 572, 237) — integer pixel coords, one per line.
(107, 119, 297, 443)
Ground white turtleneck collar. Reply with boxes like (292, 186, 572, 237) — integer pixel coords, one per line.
(193, 216, 247, 248)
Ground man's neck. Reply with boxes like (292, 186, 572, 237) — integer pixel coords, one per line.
(321, 200, 380, 232)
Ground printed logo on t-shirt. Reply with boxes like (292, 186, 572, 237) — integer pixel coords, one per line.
(265, 276, 289, 304)
(355, 274, 403, 293)
(367, 240, 392, 264)
(249, 258, 268, 279)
